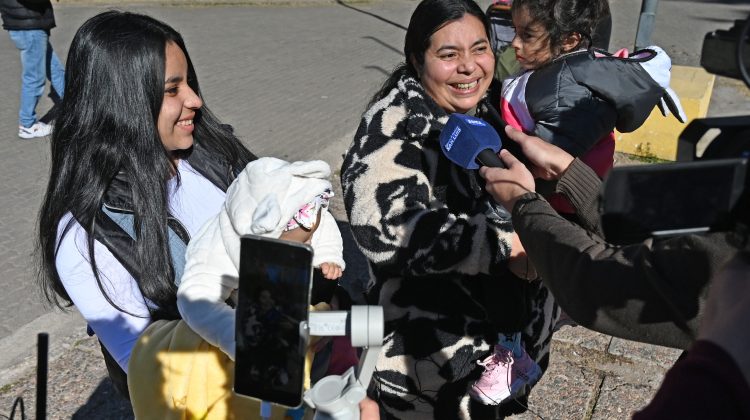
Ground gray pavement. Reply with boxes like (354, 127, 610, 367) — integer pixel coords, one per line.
(1, 0, 749, 418)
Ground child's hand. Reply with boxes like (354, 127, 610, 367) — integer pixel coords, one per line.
(320, 262, 343, 280)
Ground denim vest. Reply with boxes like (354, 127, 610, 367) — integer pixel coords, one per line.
(88, 206, 189, 400)
(101, 206, 188, 285)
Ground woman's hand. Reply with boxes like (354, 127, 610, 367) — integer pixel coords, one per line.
(503, 125, 574, 181)
(479, 149, 535, 210)
(359, 397, 380, 420)
(320, 262, 343, 280)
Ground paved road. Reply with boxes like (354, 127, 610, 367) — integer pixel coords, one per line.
(0, 0, 749, 418)
(0, 0, 416, 348)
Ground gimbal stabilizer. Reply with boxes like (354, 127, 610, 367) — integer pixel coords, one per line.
(301, 306, 384, 420)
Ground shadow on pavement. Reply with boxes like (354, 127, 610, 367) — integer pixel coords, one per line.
(71, 379, 133, 420)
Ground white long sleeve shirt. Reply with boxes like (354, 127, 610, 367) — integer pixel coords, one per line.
(55, 160, 225, 372)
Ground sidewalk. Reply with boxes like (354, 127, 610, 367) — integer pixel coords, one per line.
(0, 317, 683, 419)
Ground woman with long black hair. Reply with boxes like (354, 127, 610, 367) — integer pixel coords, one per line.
(37, 10, 255, 398)
(340, 0, 559, 417)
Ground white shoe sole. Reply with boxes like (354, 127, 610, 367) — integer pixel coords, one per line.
(18, 125, 52, 139)
(469, 386, 512, 406)
(18, 132, 50, 139)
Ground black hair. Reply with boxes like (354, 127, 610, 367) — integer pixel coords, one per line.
(368, 0, 489, 107)
(511, 0, 610, 56)
(37, 11, 254, 319)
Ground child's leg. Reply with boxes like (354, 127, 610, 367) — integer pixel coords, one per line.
(498, 331, 524, 358)
(326, 335, 360, 376)
(501, 331, 542, 395)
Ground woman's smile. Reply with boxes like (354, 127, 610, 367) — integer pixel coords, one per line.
(449, 79, 480, 94)
(176, 117, 195, 132)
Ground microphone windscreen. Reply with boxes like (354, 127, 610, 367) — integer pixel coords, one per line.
(439, 113, 502, 169)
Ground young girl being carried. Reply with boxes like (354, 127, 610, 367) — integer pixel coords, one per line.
(470, 0, 687, 407)
(501, 0, 685, 215)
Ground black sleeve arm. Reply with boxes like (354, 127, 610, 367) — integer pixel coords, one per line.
(511, 192, 735, 350)
(554, 158, 604, 235)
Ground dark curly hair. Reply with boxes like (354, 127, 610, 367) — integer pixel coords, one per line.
(512, 0, 610, 55)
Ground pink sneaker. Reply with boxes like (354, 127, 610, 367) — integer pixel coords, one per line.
(510, 347, 542, 394)
(469, 345, 514, 405)
(469, 345, 541, 405)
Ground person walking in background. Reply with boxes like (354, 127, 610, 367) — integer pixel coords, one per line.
(0, 0, 65, 139)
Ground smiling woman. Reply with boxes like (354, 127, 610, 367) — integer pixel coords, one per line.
(339, 0, 560, 418)
(36, 10, 256, 400)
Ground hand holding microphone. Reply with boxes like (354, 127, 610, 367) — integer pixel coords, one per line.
(439, 114, 534, 210)
(439, 114, 538, 281)
(439, 113, 506, 169)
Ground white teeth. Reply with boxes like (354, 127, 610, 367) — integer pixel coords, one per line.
(176, 119, 193, 126)
(455, 80, 478, 90)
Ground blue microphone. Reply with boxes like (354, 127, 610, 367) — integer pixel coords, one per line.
(439, 113, 505, 169)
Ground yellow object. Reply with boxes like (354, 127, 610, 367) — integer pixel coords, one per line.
(615, 65, 715, 161)
(128, 302, 330, 419)
(128, 319, 286, 419)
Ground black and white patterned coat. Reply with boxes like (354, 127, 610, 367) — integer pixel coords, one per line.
(341, 70, 560, 419)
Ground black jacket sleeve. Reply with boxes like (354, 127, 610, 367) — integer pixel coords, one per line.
(554, 158, 603, 234)
(511, 191, 737, 349)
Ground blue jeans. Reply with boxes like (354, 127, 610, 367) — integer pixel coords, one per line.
(8, 29, 65, 128)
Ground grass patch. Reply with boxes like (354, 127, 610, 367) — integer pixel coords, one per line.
(615, 149, 669, 166)
(626, 152, 668, 164)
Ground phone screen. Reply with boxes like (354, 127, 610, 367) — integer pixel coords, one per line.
(601, 158, 747, 244)
(234, 235, 313, 408)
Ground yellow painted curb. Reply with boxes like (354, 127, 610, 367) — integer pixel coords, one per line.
(615, 65, 715, 161)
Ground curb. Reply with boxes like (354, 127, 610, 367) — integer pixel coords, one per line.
(616, 65, 716, 161)
(0, 311, 84, 389)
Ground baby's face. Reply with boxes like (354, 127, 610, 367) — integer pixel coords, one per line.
(279, 211, 322, 244)
(280, 226, 313, 244)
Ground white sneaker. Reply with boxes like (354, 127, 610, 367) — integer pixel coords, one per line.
(18, 122, 53, 139)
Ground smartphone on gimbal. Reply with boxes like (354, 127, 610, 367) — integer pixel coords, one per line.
(234, 235, 313, 408)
